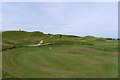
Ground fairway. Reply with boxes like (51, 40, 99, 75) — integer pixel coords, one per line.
(3, 45, 118, 78)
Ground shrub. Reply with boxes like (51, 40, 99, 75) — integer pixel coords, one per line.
(96, 38, 106, 41)
(105, 38, 113, 40)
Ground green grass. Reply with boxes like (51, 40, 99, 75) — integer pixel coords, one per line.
(3, 45, 118, 78)
(2, 31, 118, 78)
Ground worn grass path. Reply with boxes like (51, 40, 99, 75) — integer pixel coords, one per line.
(3, 45, 118, 78)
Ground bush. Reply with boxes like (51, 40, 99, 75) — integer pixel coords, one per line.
(105, 38, 113, 40)
(67, 35, 80, 38)
(96, 38, 106, 41)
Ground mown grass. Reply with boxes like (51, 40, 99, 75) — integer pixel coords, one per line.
(3, 45, 118, 78)
(2, 31, 118, 78)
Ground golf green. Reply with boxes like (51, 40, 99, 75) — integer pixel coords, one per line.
(3, 45, 118, 78)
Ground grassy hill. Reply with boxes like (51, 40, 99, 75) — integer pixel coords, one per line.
(2, 31, 118, 78)
(2, 31, 94, 50)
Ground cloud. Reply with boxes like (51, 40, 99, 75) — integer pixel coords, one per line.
(2, 2, 118, 38)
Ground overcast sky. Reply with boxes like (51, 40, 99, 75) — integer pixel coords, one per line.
(2, 2, 118, 38)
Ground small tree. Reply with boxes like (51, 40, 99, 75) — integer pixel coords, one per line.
(60, 35, 62, 38)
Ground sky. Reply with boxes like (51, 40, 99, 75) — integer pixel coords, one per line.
(1, 2, 118, 38)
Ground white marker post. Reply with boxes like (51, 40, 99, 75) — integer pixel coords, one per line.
(50, 47, 51, 50)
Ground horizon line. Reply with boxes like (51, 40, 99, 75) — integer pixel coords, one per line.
(1, 30, 118, 39)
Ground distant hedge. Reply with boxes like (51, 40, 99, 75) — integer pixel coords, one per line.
(96, 38, 106, 41)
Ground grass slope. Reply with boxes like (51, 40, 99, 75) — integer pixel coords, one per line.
(2, 31, 118, 78)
